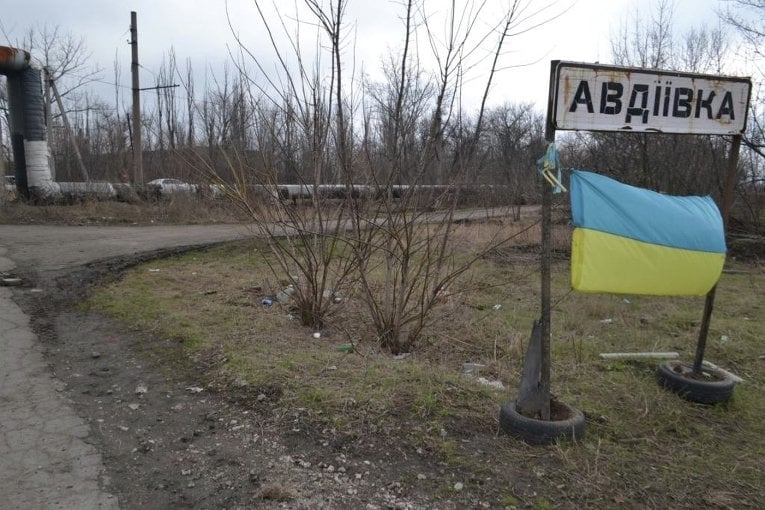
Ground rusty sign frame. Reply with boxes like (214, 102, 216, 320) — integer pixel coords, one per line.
(551, 61, 752, 135)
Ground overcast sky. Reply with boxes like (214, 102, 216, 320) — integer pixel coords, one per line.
(1, 0, 759, 113)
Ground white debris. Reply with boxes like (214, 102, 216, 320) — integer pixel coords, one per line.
(463, 363, 485, 376)
(599, 352, 679, 360)
(702, 360, 745, 384)
(135, 383, 148, 395)
(476, 377, 505, 390)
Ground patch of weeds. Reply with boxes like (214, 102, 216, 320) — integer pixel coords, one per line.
(605, 360, 627, 372)
(413, 392, 449, 419)
(329, 414, 346, 429)
(501, 494, 520, 507)
(436, 439, 466, 467)
(298, 387, 326, 409)
(533, 496, 554, 510)
(255, 483, 295, 502)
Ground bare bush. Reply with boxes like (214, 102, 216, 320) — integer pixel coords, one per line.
(184, 0, 567, 351)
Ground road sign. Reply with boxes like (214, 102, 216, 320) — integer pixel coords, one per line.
(551, 61, 751, 135)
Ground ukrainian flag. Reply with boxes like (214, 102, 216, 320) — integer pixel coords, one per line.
(570, 170, 726, 296)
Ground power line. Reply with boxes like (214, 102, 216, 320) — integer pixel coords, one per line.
(88, 78, 133, 91)
(139, 84, 180, 92)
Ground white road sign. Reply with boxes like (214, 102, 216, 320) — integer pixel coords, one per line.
(551, 62, 751, 135)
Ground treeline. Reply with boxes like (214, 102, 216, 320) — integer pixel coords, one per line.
(2, 1, 763, 220)
(43, 77, 762, 224)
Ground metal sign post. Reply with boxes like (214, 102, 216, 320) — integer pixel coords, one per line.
(549, 61, 751, 377)
(694, 134, 742, 373)
(515, 61, 560, 420)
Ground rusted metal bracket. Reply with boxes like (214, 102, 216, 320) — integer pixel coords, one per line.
(515, 320, 550, 419)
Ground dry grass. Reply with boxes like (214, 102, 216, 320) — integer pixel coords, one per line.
(86, 223, 765, 508)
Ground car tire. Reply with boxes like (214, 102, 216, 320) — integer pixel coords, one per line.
(656, 360, 735, 404)
(499, 401, 586, 445)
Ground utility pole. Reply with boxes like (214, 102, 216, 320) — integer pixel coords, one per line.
(130, 11, 143, 186)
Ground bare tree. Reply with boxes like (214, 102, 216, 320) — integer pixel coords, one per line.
(346, 0, 567, 353)
(23, 24, 102, 100)
(588, 1, 734, 196)
(185, 58, 196, 148)
(720, 0, 765, 57)
(719, 0, 765, 221)
(610, 0, 676, 69)
(157, 50, 179, 150)
(0, 81, 9, 181)
(679, 24, 729, 73)
(484, 102, 545, 219)
(186, 0, 361, 330)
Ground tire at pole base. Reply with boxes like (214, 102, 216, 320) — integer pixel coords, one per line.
(656, 360, 735, 404)
(499, 401, 586, 445)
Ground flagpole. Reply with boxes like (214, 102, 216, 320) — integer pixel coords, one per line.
(693, 134, 742, 374)
(539, 61, 559, 420)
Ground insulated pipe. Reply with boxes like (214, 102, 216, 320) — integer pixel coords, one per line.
(1, 45, 56, 201)
(0, 46, 31, 73)
(21, 67, 55, 195)
(5, 69, 29, 199)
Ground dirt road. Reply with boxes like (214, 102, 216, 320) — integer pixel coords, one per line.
(1, 224, 251, 274)
(1, 222, 484, 509)
(0, 224, 255, 509)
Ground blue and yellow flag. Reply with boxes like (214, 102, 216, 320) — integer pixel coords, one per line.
(570, 170, 726, 296)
